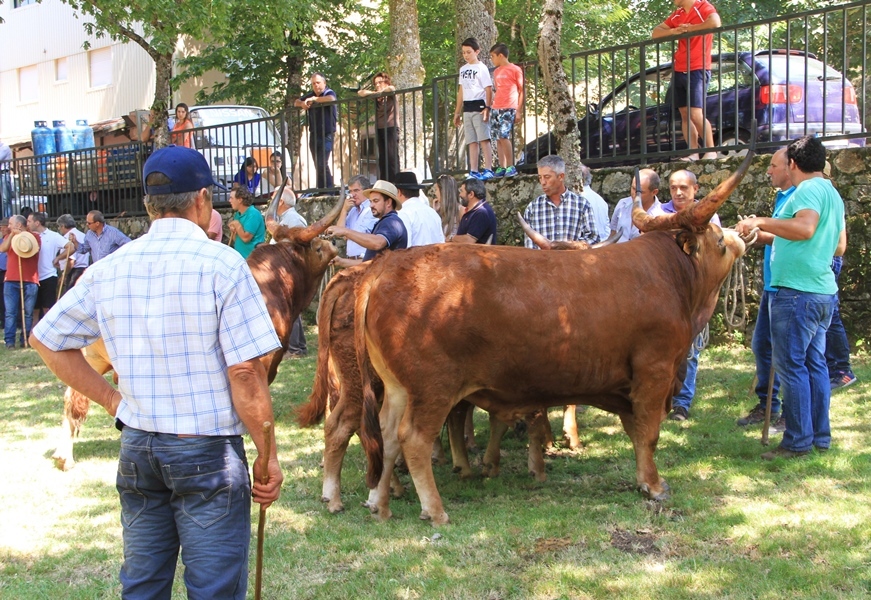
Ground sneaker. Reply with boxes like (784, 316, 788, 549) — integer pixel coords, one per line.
(479, 169, 495, 180)
(736, 406, 776, 427)
(769, 416, 786, 434)
(831, 372, 857, 390)
(668, 406, 689, 421)
(504, 166, 518, 177)
(493, 167, 506, 177)
(761, 446, 810, 461)
(469, 171, 483, 180)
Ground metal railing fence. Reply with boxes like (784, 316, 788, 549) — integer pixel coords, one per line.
(5, 0, 868, 218)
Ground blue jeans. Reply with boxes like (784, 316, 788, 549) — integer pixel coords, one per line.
(770, 288, 834, 452)
(825, 257, 852, 378)
(672, 335, 702, 411)
(117, 428, 252, 600)
(751, 289, 781, 414)
(310, 133, 334, 188)
(4, 281, 38, 347)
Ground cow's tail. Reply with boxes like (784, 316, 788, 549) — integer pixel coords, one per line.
(355, 273, 384, 489)
(296, 281, 340, 427)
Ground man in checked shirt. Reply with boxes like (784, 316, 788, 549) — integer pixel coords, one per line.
(30, 145, 283, 599)
(523, 154, 599, 248)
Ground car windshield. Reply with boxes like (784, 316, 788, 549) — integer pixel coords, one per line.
(190, 107, 278, 148)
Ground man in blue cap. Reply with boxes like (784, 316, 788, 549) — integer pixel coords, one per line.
(31, 145, 283, 599)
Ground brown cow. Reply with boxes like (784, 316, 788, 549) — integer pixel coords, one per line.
(297, 228, 624, 512)
(354, 151, 757, 525)
(51, 201, 342, 470)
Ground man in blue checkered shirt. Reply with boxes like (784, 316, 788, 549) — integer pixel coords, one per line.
(523, 155, 600, 248)
(31, 145, 283, 600)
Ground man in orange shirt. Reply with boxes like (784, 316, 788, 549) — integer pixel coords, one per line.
(489, 43, 525, 177)
(653, 0, 721, 161)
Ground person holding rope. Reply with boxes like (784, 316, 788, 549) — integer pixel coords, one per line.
(1, 215, 40, 349)
(31, 145, 283, 598)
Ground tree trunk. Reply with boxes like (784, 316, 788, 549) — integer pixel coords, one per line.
(150, 52, 174, 149)
(537, 0, 582, 187)
(389, 0, 427, 177)
(282, 36, 305, 189)
(455, 0, 497, 69)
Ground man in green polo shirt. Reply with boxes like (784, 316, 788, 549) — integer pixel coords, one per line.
(736, 136, 846, 460)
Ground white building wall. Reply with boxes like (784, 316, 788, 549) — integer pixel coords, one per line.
(0, 0, 155, 145)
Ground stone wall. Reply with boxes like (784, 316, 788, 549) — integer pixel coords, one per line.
(98, 146, 871, 343)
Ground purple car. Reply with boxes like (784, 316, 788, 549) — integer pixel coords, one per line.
(521, 49, 865, 167)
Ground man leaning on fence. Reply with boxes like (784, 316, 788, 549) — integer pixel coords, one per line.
(71, 210, 131, 263)
(30, 145, 283, 599)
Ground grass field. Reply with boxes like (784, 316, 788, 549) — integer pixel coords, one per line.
(1, 333, 869, 599)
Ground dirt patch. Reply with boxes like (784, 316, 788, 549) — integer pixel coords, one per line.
(524, 536, 586, 560)
(610, 528, 662, 556)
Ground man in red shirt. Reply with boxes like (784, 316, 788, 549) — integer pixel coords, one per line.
(1, 215, 41, 349)
(653, 0, 721, 161)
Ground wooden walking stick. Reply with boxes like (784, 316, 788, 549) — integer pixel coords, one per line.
(254, 421, 273, 600)
(56, 243, 73, 300)
(761, 365, 776, 446)
(18, 254, 27, 348)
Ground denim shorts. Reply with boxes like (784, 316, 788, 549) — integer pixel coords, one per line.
(667, 69, 711, 108)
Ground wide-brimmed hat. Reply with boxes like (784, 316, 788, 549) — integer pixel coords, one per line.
(11, 231, 39, 258)
(363, 180, 401, 210)
(392, 171, 425, 190)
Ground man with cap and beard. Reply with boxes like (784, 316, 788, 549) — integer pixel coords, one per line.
(1, 215, 41, 349)
(327, 179, 408, 267)
(30, 145, 283, 599)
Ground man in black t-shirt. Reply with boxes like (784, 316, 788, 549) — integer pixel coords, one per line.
(451, 178, 498, 244)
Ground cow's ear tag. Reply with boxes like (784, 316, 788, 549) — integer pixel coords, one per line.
(675, 230, 699, 256)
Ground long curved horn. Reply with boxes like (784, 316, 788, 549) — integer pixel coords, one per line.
(516, 212, 553, 250)
(264, 178, 287, 224)
(592, 227, 622, 247)
(296, 191, 345, 243)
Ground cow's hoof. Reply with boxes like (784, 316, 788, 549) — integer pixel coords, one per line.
(373, 508, 392, 522)
(457, 469, 475, 480)
(327, 501, 345, 514)
(430, 512, 450, 526)
(530, 470, 547, 482)
(53, 454, 75, 471)
(419, 510, 431, 521)
(481, 464, 500, 478)
(639, 481, 670, 502)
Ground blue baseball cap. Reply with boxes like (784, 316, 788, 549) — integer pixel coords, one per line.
(142, 145, 226, 195)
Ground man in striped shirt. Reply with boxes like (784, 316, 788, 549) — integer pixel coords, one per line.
(523, 155, 599, 249)
(31, 145, 283, 599)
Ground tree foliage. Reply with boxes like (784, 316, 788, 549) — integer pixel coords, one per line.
(58, 0, 227, 147)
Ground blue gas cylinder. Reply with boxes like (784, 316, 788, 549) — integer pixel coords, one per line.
(32, 121, 57, 155)
(72, 119, 96, 150)
(53, 120, 75, 153)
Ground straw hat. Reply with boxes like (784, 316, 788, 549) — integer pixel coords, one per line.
(363, 180, 401, 210)
(11, 231, 39, 258)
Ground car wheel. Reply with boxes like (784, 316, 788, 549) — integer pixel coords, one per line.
(718, 130, 751, 158)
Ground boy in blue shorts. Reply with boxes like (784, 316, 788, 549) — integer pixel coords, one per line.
(489, 43, 524, 177)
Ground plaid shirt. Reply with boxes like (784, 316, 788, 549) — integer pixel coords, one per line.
(76, 224, 131, 263)
(523, 188, 600, 248)
(33, 218, 280, 436)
